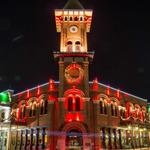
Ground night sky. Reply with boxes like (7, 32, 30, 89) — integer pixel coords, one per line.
(0, 0, 150, 101)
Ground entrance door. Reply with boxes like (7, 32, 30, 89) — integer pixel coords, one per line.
(66, 129, 83, 150)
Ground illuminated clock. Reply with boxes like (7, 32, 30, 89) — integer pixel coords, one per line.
(65, 64, 84, 84)
(69, 25, 78, 33)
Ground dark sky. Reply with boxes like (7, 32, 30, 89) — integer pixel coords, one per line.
(0, 0, 150, 101)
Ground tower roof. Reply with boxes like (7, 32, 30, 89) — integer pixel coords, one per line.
(64, 0, 84, 9)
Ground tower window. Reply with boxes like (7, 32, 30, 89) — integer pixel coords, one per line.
(75, 41, 80, 45)
(75, 97, 80, 111)
(68, 97, 73, 111)
(67, 41, 73, 52)
(67, 95, 82, 111)
(67, 41, 72, 45)
(70, 17, 73, 21)
(80, 17, 83, 21)
(64, 16, 68, 21)
(75, 41, 81, 52)
(74, 16, 78, 21)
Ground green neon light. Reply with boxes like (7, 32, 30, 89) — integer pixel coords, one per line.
(0, 92, 10, 104)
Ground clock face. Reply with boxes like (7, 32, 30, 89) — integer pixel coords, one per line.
(65, 64, 84, 84)
(69, 25, 78, 33)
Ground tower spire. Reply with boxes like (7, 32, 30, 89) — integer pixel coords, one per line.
(64, 0, 84, 9)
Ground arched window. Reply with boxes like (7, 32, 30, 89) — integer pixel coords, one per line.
(29, 102, 36, 117)
(111, 103, 114, 116)
(100, 101, 103, 114)
(44, 99, 48, 114)
(75, 41, 81, 52)
(68, 97, 73, 111)
(67, 41, 73, 52)
(29, 103, 32, 117)
(115, 105, 118, 116)
(74, 16, 78, 21)
(32, 103, 36, 116)
(65, 16, 68, 21)
(40, 101, 44, 115)
(40, 99, 48, 115)
(75, 97, 80, 111)
(67, 95, 81, 111)
(70, 17, 73, 21)
(99, 97, 107, 114)
(104, 102, 107, 114)
(20, 104, 26, 119)
(120, 108, 125, 118)
(80, 16, 83, 21)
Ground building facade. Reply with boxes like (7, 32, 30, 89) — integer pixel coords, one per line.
(9, 0, 150, 150)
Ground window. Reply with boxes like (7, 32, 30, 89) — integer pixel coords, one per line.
(17, 130, 21, 146)
(111, 103, 114, 116)
(68, 97, 73, 111)
(100, 100, 107, 114)
(40, 101, 44, 115)
(64, 16, 68, 21)
(111, 102, 118, 116)
(67, 41, 73, 52)
(27, 130, 31, 146)
(100, 101, 103, 114)
(29, 106, 32, 117)
(70, 17, 73, 21)
(21, 130, 26, 146)
(75, 97, 80, 111)
(75, 41, 81, 52)
(32, 104, 36, 116)
(29, 102, 36, 117)
(42, 128, 48, 148)
(104, 102, 107, 114)
(44, 100, 48, 114)
(1, 111, 5, 121)
(32, 129, 36, 146)
(38, 129, 42, 145)
(114, 105, 118, 116)
(80, 16, 83, 21)
(101, 128, 106, 148)
(40, 100, 48, 115)
(120, 108, 125, 118)
(20, 104, 26, 119)
(108, 128, 112, 149)
(67, 95, 82, 111)
(74, 16, 78, 21)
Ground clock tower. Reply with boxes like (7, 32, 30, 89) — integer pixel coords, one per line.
(54, 0, 94, 97)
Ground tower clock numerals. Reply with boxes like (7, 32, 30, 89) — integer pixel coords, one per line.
(65, 64, 84, 84)
(69, 25, 78, 33)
